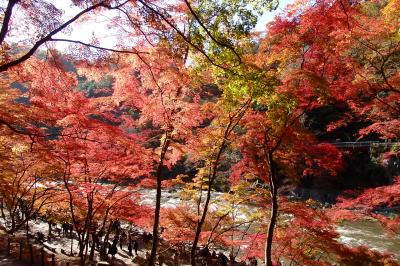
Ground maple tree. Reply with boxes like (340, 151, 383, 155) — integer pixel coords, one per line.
(187, 100, 251, 265)
(0, 0, 275, 72)
(127, 46, 204, 265)
(0, 2, 277, 263)
(228, 108, 343, 265)
(0, 134, 60, 234)
(239, 0, 400, 264)
(257, 0, 399, 139)
(240, 196, 399, 265)
(1, 52, 152, 264)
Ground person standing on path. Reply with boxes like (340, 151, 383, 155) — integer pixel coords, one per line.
(173, 251, 180, 266)
(133, 239, 139, 255)
(128, 241, 133, 257)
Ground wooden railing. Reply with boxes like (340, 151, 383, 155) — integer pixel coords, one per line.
(330, 141, 399, 149)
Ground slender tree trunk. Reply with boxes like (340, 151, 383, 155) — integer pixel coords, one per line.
(11, 215, 15, 232)
(83, 232, 90, 266)
(63, 163, 85, 261)
(0, 198, 5, 220)
(189, 102, 251, 266)
(190, 176, 214, 266)
(264, 151, 278, 266)
(82, 198, 93, 265)
(70, 235, 74, 256)
(100, 224, 112, 261)
(26, 219, 29, 239)
(0, 0, 19, 45)
(89, 233, 96, 260)
(99, 209, 112, 261)
(263, 100, 309, 265)
(265, 182, 278, 266)
(148, 137, 170, 266)
(48, 221, 52, 237)
(190, 122, 233, 266)
(78, 235, 87, 266)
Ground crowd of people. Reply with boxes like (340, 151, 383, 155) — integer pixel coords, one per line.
(1, 203, 260, 266)
(196, 246, 259, 266)
(107, 230, 140, 259)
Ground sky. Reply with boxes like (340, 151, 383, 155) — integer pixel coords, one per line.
(52, 1, 121, 50)
(255, 0, 294, 31)
(51, 0, 294, 50)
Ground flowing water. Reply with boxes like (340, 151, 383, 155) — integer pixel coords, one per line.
(139, 189, 400, 259)
(336, 219, 400, 259)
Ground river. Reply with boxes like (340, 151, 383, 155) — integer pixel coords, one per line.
(139, 189, 400, 260)
(337, 219, 400, 259)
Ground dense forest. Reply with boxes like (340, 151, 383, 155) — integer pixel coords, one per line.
(0, 0, 399, 265)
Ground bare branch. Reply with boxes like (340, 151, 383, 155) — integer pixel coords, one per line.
(0, 1, 132, 72)
(0, 0, 19, 45)
(136, 0, 235, 70)
(49, 38, 149, 55)
(183, 0, 241, 65)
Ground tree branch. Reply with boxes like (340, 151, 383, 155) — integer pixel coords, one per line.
(183, 0, 241, 65)
(49, 38, 148, 55)
(0, 0, 19, 45)
(136, 0, 235, 70)
(0, 1, 133, 72)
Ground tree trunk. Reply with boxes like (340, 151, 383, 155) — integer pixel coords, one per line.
(70, 236, 74, 256)
(11, 216, 15, 233)
(100, 227, 111, 261)
(190, 177, 213, 266)
(77, 233, 85, 260)
(265, 181, 278, 266)
(83, 232, 90, 266)
(0, 198, 5, 220)
(99, 213, 112, 260)
(48, 221, 52, 237)
(78, 231, 86, 266)
(26, 219, 29, 239)
(89, 233, 96, 260)
(148, 137, 170, 266)
(82, 200, 93, 265)
(189, 110, 250, 266)
(264, 151, 278, 266)
(190, 124, 232, 266)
